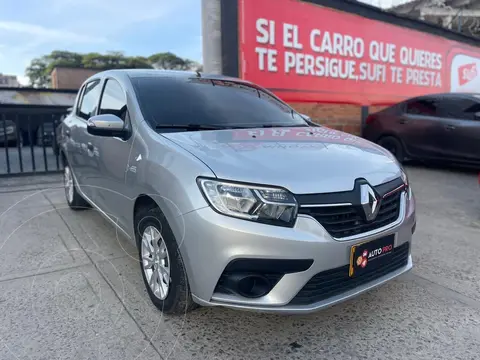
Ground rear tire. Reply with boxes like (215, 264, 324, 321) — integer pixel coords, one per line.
(36, 127, 43, 147)
(52, 138, 59, 156)
(135, 205, 198, 314)
(63, 164, 90, 210)
(377, 136, 405, 163)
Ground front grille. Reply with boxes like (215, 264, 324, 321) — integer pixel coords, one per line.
(289, 242, 410, 305)
(298, 189, 403, 239)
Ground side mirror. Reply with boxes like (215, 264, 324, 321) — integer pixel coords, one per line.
(475, 111, 480, 119)
(87, 114, 126, 137)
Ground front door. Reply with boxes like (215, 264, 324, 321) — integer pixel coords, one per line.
(401, 97, 444, 159)
(89, 78, 132, 231)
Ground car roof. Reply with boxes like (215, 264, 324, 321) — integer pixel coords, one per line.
(81, 69, 259, 96)
(409, 92, 480, 102)
(95, 69, 252, 84)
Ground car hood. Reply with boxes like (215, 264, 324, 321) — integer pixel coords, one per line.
(162, 126, 402, 194)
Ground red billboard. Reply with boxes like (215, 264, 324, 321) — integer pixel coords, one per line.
(238, 0, 480, 105)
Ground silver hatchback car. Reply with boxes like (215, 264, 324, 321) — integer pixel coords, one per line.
(59, 70, 416, 314)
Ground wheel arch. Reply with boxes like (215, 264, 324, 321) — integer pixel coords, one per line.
(376, 133, 410, 157)
(133, 194, 160, 216)
(132, 194, 166, 241)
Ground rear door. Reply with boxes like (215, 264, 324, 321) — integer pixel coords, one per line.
(401, 97, 444, 159)
(71, 79, 102, 200)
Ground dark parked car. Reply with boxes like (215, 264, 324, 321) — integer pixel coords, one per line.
(36, 122, 55, 147)
(0, 120, 20, 147)
(363, 93, 480, 168)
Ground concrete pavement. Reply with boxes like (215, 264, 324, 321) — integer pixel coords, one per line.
(0, 165, 479, 360)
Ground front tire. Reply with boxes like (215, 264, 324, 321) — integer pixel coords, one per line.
(135, 205, 197, 314)
(63, 165, 90, 210)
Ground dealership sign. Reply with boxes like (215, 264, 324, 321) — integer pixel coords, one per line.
(238, 0, 480, 105)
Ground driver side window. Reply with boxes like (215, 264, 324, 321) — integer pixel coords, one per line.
(77, 79, 101, 120)
(406, 99, 437, 117)
(99, 79, 128, 121)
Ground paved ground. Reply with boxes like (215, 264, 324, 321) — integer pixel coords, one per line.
(0, 165, 479, 360)
(0, 146, 61, 175)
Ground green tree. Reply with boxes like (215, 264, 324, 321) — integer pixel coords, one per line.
(46, 50, 83, 69)
(25, 58, 49, 88)
(148, 52, 190, 70)
(81, 52, 106, 69)
(26, 50, 201, 87)
(124, 56, 152, 69)
(185, 59, 203, 72)
(26, 50, 83, 87)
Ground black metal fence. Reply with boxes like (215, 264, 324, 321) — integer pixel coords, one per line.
(1, 107, 69, 176)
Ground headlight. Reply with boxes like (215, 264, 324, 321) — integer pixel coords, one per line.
(407, 185, 415, 217)
(399, 168, 413, 199)
(5, 126, 14, 135)
(399, 166, 408, 186)
(400, 168, 415, 217)
(197, 178, 298, 227)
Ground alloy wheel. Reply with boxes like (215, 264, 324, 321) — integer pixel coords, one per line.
(64, 166, 74, 204)
(141, 225, 171, 300)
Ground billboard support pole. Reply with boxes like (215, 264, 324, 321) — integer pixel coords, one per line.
(201, 0, 223, 74)
(202, 0, 239, 76)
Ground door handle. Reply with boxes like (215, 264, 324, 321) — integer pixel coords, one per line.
(87, 142, 94, 151)
(445, 124, 456, 131)
(399, 118, 409, 124)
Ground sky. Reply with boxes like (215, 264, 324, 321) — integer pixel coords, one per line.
(0, 0, 202, 84)
(0, 0, 411, 85)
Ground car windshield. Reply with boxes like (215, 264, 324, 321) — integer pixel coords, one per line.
(131, 76, 308, 130)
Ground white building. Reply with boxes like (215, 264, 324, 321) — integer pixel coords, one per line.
(0, 74, 20, 87)
(389, 0, 480, 36)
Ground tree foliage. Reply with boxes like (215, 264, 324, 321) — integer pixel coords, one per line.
(25, 50, 202, 87)
(148, 52, 200, 70)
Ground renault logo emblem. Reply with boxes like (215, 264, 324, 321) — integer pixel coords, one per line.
(360, 184, 380, 221)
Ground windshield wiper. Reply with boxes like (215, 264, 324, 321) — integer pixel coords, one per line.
(258, 124, 309, 128)
(155, 124, 235, 131)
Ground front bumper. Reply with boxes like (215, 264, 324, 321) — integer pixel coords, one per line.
(193, 256, 412, 314)
(178, 191, 415, 313)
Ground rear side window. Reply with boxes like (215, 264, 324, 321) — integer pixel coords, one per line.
(99, 79, 128, 121)
(77, 80, 101, 120)
(436, 97, 479, 121)
(406, 99, 438, 117)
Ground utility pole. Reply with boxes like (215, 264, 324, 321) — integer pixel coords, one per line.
(458, 9, 463, 33)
